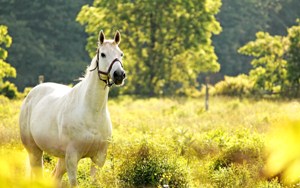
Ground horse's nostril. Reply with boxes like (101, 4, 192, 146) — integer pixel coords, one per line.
(113, 70, 124, 85)
(113, 71, 118, 78)
(113, 71, 125, 80)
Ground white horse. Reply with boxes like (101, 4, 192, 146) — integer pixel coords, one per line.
(19, 30, 126, 186)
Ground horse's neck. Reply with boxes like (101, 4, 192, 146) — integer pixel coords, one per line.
(79, 58, 109, 112)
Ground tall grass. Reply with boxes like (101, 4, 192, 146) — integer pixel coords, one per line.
(1, 95, 300, 187)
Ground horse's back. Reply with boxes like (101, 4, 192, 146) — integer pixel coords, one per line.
(20, 82, 71, 122)
(25, 83, 71, 103)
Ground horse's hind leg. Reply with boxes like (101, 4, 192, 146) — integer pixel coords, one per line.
(21, 126, 43, 177)
(20, 98, 43, 177)
(20, 123, 43, 177)
(28, 147, 43, 177)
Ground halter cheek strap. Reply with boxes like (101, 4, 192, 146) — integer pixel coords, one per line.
(90, 48, 123, 87)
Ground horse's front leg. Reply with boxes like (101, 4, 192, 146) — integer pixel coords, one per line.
(52, 158, 66, 186)
(65, 146, 79, 187)
(90, 144, 108, 180)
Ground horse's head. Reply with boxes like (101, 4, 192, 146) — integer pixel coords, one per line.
(96, 30, 126, 86)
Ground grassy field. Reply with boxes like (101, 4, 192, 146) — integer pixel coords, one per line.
(1, 95, 300, 187)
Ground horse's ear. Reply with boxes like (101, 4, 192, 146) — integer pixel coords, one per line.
(98, 30, 105, 45)
(114, 30, 121, 45)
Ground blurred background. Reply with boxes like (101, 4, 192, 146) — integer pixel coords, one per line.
(1, 0, 300, 98)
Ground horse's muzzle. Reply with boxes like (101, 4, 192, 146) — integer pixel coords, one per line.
(113, 70, 126, 85)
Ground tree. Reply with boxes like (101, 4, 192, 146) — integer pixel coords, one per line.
(0, 25, 18, 98)
(0, 0, 92, 90)
(267, 0, 300, 35)
(238, 32, 288, 94)
(0, 25, 15, 81)
(77, 0, 221, 96)
(238, 20, 300, 98)
(286, 20, 300, 97)
(212, 0, 300, 81)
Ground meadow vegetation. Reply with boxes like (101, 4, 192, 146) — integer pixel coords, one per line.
(1, 95, 300, 187)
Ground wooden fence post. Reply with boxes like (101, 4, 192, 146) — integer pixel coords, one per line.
(205, 76, 210, 111)
(39, 75, 44, 84)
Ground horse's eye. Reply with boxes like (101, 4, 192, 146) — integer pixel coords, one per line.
(101, 53, 106, 58)
(121, 53, 124, 57)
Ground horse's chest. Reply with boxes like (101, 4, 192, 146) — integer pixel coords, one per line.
(63, 112, 112, 157)
(79, 131, 110, 157)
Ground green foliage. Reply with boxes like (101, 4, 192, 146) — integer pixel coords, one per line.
(214, 74, 255, 97)
(194, 129, 265, 187)
(0, 60, 16, 81)
(0, 25, 19, 98)
(238, 21, 300, 98)
(77, 0, 221, 96)
(0, 25, 12, 57)
(212, 130, 263, 169)
(268, 0, 300, 35)
(286, 20, 300, 97)
(0, 96, 21, 145)
(0, 25, 15, 82)
(256, 179, 282, 188)
(214, 0, 300, 78)
(210, 165, 252, 188)
(214, 0, 283, 77)
(0, 0, 91, 90)
(0, 81, 18, 99)
(118, 141, 188, 187)
(20, 87, 32, 98)
(239, 32, 288, 95)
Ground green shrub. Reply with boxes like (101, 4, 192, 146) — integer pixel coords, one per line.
(211, 130, 263, 170)
(256, 178, 282, 188)
(0, 94, 9, 104)
(210, 165, 252, 188)
(118, 142, 189, 188)
(0, 81, 18, 99)
(20, 87, 32, 98)
(203, 130, 265, 187)
(214, 74, 255, 97)
(213, 145, 261, 170)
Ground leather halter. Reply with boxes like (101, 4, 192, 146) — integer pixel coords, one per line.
(90, 48, 123, 87)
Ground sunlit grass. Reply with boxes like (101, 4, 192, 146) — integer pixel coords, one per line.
(0, 96, 21, 145)
(0, 146, 54, 187)
(1, 95, 300, 187)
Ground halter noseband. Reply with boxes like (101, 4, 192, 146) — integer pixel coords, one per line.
(90, 48, 123, 87)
